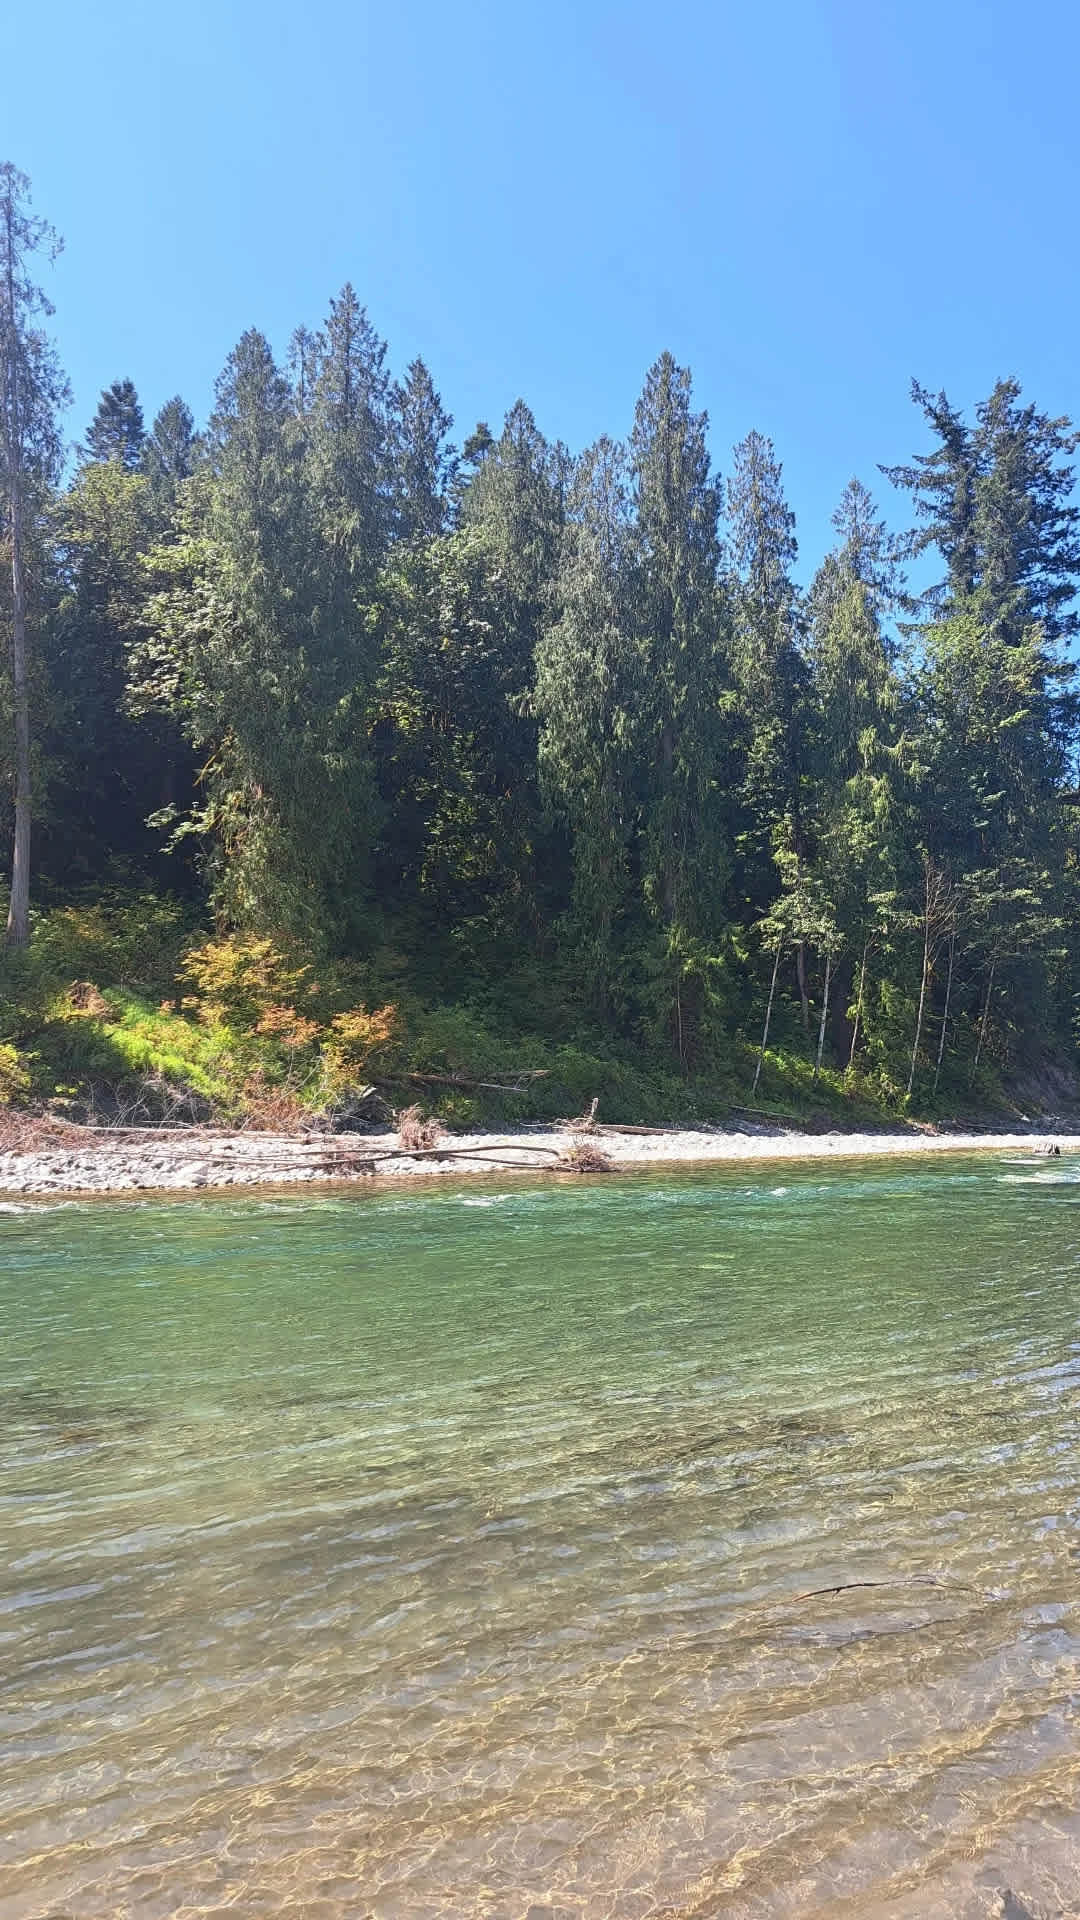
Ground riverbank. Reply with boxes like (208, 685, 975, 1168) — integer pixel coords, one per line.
(1, 1119, 1077, 1196)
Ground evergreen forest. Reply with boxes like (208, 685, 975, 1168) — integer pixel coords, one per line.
(4, 161, 1080, 1129)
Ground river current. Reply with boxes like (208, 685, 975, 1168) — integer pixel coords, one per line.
(4, 1156, 1080, 1917)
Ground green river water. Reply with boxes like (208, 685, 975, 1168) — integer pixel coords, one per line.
(3, 1156, 1080, 1918)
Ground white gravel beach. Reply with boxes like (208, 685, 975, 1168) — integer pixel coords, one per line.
(1, 1122, 1077, 1197)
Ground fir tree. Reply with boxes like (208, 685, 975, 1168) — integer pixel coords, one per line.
(536, 438, 637, 1010)
(630, 353, 732, 1059)
(83, 377, 144, 470)
(884, 376, 1080, 644)
(307, 285, 392, 575)
(392, 357, 455, 542)
(727, 429, 810, 1022)
(142, 396, 197, 514)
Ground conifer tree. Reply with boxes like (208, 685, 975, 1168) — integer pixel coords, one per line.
(0, 163, 68, 946)
(307, 285, 391, 576)
(461, 400, 566, 626)
(536, 438, 637, 1009)
(884, 376, 1080, 645)
(287, 326, 320, 415)
(138, 329, 369, 931)
(83, 378, 144, 470)
(392, 357, 455, 542)
(46, 459, 187, 879)
(376, 527, 537, 963)
(728, 429, 810, 1021)
(630, 353, 732, 1059)
(805, 531, 903, 1069)
(142, 396, 197, 515)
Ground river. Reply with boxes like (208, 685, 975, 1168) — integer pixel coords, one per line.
(3, 1156, 1080, 1916)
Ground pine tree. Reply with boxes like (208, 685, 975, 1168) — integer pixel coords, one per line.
(630, 353, 732, 1059)
(461, 421, 494, 466)
(138, 329, 368, 931)
(456, 400, 568, 926)
(808, 496, 899, 785)
(884, 376, 1080, 644)
(536, 438, 637, 1009)
(307, 285, 392, 576)
(0, 163, 69, 946)
(392, 357, 455, 542)
(972, 378, 1080, 646)
(887, 378, 1080, 1080)
(807, 477, 905, 636)
(882, 382, 977, 609)
(142, 396, 197, 514)
(461, 399, 566, 624)
(83, 377, 144, 470)
(727, 429, 810, 1023)
(805, 540, 903, 1071)
(287, 325, 320, 415)
(376, 528, 537, 966)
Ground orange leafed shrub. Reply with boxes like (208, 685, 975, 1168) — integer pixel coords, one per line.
(324, 1003, 401, 1085)
(254, 1004, 321, 1050)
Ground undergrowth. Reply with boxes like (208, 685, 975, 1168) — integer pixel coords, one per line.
(0, 892, 1024, 1132)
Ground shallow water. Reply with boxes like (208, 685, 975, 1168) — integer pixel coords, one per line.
(3, 1158, 1080, 1918)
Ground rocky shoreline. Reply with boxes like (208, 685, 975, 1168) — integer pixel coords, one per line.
(1, 1120, 1077, 1198)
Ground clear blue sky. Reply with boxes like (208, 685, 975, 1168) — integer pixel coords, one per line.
(9, 0, 1079, 576)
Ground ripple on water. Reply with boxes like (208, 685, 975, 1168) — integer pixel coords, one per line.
(3, 1156, 1080, 1916)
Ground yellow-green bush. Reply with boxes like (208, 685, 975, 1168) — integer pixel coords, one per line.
(0, 1044, 31, 1107)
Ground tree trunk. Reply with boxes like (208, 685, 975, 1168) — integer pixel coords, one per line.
(2, 178, 30, 949)
(848, 938, 868, 1071)
(813, 950, 832, 1081)
(907, 909, 931, 1099)
(6, 478, 30, 946)
(660, 721, 676, 924)
(971, 956, 996, 1083)
(753, 940, 782, 1096)
(933, 933, 955, 1095)
(795, 940, 810, 1032)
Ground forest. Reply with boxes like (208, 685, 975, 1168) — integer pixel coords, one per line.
(3, 159, 1080, 1129)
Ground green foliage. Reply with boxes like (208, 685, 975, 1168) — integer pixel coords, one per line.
(81, 378, 144, 470)
(0, 893, 191, 1005)
(0, 1042, 30, 1104)
(3, 177, 1080, 1117)
(179, 933, 314, 1026)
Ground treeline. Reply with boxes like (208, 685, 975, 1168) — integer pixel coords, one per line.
(4, 162, 1080, 1105)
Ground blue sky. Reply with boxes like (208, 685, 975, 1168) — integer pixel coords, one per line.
(9, 0, 1079, 576)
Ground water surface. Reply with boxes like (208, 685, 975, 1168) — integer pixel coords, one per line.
(4, 1156, 1080, 1917)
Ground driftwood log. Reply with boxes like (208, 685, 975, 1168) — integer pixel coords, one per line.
(402, 1070, 550, 1093)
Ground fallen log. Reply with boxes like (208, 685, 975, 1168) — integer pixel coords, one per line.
(87, 1139, 567, 1171)
(561, 1102, 684, 1138)
(402, 1070, 549, 1093)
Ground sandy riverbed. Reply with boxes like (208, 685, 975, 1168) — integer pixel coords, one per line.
(1, 1122, 1077, 1197)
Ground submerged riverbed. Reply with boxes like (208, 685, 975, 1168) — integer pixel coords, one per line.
(3, 1158, 1080, 1917)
